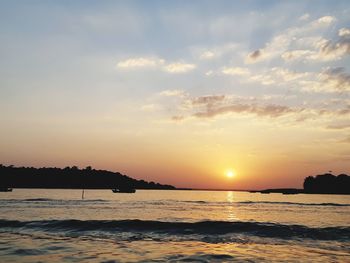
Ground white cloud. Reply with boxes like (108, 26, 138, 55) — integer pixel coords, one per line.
(247, 67, 309, 85)
(245, 15, 337, 64)
(271, 68, 309, 82)
(117, 57, 164, 69)
(316, 15, 336, 25)
(171, 94, 302, 120)
(117, 57, 196, 74)
(199, 51, 216, 60)
(309, 36, 350, 61)
(339, 28, 350, 37)
(163, 63, 196, 73)
(222, 67, 250, 76)
(299, 13, 310, 21)
(205, 70, 214, 76)
(159, 89, 187, 97)
(301, 67, 350, 93)
(281, 49, 313, 61)
(193, 43, 238, 60)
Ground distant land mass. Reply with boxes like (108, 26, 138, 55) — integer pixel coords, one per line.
(0, 165, 349, 195)
(256, 173, 350, 195)
(303, 173, 350, 194)
(0, 165, 175, 191)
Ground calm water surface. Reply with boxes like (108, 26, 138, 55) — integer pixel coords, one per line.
(0, 189, 349, 262)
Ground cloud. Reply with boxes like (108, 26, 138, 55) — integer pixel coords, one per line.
(281, 49, 313, 61)
(163, 63, 196, 73)
(191, 95, 225, 105)
(205, 70, 214, 76)
(117, 57, 164, 68)
(222, 67, 250, 76)
(117, 57, 196, 74)
(246, 49, 263, 63)
(245, 15, 337, 63)
(246, 67, 308, 86)
(299, 13, 310, 21)
(272, 68, 308, 81)
(171, 94, 303, 120)
(171, 115, 185, 121)
(301, 67, 350, 93)
(339, 136, 350, 143)
(199, 51, 216, 60)
(339, 28, 350, 37)
(282, 31, 350, 62)
(193, 43, 238, 60)
(313, 33, 350, 61)
(159, 89, 187, 97)
(192, 103, 296, 119)
(326, 123, 350, 129)
(161, 90, 348, 128)
(316, 16, 336, 25)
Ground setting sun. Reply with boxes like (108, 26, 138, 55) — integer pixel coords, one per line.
(226, 170, 236, 178)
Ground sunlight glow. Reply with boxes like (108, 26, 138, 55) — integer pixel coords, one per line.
(226, 170, 236, 178)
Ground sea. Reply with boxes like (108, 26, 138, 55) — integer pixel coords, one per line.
(0, 189, 349, 262)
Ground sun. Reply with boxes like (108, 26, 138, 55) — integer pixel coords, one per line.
(226, 169, 236, 178)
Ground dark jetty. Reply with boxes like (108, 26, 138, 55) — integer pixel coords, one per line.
(0, 165, 175, 190)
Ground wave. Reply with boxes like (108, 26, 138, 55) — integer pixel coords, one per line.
(0, 198, 108, 203)
(0, 198, 348, 207)
(236, 201, 350, 207)
(0, 219, 348, 241)
(181, 200, 350, 207)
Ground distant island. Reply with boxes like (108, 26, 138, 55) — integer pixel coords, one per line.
(255, 173, 350, 195)
(0, 165, 175, 191)
(0, 165, 349, 195)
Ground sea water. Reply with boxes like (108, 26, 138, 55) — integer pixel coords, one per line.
(0, 189, 349, 262)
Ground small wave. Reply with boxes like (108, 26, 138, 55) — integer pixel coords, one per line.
(179, 200, 350, 207)
(0, 198, 108, 203)
(237, 201, 350, 207)
(0, 219, 348, 241)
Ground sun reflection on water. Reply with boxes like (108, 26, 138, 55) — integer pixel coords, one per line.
(226, 191, 238, 221)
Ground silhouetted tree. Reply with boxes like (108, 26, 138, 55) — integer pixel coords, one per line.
(0, 165, 175, 190)
(303, 173, 349, 194)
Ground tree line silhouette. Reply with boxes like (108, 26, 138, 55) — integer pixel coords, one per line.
(0, 165, 175, 190)
(303, 173, 349, 194)
(0, 165, 348, 194)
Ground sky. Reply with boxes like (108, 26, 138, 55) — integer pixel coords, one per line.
(0, 0, 349, 189)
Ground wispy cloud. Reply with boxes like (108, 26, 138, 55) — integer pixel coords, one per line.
(245, 15, 339, 64)
(162, 90, 350, 127)
(222, 67, 250, 76)
(159, 89, 187, 97)
(311, 29, 350, 61)
(339, 28, 350, 37)
(301, 67, 350, 93)
(163, 63, 196, 73)
(195, 43, 238, 60)
(191, 95, 226, 105)
(117, 57, 196, 74)
(192, 103, 297, 119)
(326, 123, 350, 130)
(170, 94, 303, 121)
(116, 57, 165, 68)
(199, 51, 216, 60)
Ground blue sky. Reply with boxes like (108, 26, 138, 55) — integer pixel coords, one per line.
(0, 1, 349, 188)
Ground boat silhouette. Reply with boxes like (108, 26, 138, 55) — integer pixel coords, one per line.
(112, 188, 136, 193)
